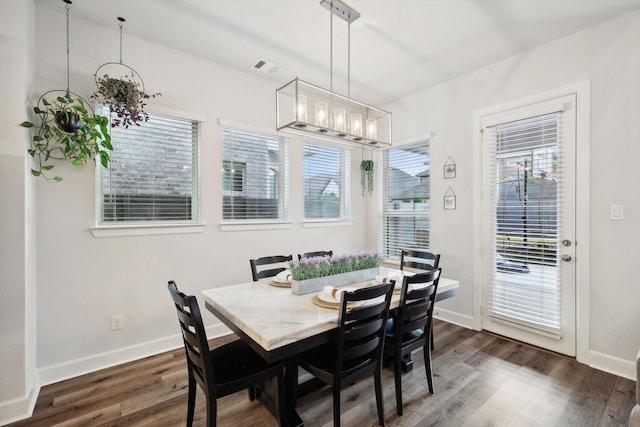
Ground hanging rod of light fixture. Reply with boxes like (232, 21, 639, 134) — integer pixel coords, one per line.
(276, 0, 392, 148)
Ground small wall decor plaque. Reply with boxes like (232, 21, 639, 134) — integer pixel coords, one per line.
(444, 187, 456, 210)
(444, 156, 456, 179)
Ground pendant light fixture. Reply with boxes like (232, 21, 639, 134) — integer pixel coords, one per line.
(276, 0, 392, 147)
(92, 16, 160, 128)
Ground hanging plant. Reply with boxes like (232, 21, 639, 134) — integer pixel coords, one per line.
(18, 0, 111, 182)
(360, 159, 374, 196)
(91, 73, 160, 128)
(91, 17, 161, 129)
(20, 91, 112, 182)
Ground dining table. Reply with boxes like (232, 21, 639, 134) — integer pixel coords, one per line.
(202, 266, 459, 426)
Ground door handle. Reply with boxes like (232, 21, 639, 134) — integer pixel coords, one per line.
(561, 254, 572, 262)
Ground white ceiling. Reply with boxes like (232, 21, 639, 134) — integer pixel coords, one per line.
(37, 0, 640, 107)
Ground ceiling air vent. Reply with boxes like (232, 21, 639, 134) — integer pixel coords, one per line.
(254, 59, 282, 75)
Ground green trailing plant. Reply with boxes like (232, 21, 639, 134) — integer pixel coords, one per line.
(91, 73, 160, 128)
(289, 251, 381, 281)
(360, 159, 374, 196)
(20, 91, 112, 182)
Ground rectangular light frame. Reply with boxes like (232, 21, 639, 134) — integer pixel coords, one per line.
(276, 78, 392, 148)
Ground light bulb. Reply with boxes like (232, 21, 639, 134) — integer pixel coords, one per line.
(315, 102, 328, 128)
(366, 118, 377, 140)
(296, 95, 307, 123)
(334, 108, 346, 133)
(351, 114, 362, 137)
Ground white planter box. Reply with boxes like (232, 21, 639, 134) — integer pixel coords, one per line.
(291, 267, 379, 295)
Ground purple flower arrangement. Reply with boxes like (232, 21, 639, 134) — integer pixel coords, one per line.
(289, 251, 381, 281)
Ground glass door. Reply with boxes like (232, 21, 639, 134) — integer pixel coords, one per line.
(481, 94, 576, 356)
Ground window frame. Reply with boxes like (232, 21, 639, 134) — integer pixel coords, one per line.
(302, 139, 351, 222)
(220, 124, 289, 224)
(93, 105, 202, 235)
(379, 139, 431, 261)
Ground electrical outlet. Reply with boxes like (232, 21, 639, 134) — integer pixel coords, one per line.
(610, 204, 624, 220)
(111, 314, 124, 331)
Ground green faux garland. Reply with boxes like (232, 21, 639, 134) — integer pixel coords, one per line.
(360, 159, 374, 196)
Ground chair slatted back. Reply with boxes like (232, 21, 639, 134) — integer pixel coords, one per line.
(168, 281, 216, 396)
(400, 249, 440, 272)
(298, 250, 333, 260)
(249, 255, 293, 281)
(337, 283, 394, 374)
(396, 269, 441, 344)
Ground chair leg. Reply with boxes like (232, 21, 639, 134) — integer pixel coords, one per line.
(430, 323, 435, 351)
(424, 342, 434, 394)
(277, 368, 286, 427)
(394, 354, 403, 416)
(187, 372, 196, 427)
(206, 396, 217, 427)
(333, 381, 341, 427)
(374, 364, 386, 425)
(248, 386, 256, 401)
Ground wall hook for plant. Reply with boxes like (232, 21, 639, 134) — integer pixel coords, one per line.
(117, 16, 125, 63)
(37, 0, 93, 115)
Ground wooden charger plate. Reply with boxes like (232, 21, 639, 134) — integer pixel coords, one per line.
(311, 294, 340, 309)
(311, 282, 387, 309)
(269, 280, 291, 288)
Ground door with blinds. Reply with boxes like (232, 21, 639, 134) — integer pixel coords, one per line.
(481, 94, 576, 356)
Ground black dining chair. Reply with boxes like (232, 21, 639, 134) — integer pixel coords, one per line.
(400, 248, 441, 351)
(383, 268, 441, 416)
(297, 282, 394, 427)
(167, 281, 285, 426)
(400, 248, 440, 272)
(297, 250, 333, 260)
(249, 255, 293, 282)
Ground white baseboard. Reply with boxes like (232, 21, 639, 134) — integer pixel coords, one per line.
(2, 325, 232, 426)
(589, 349, 636, 381)
(38, 324, 231, 387)
(434, 307, 474, 330)
(447, 311, 635, 380)
(0, 375, 40, 427)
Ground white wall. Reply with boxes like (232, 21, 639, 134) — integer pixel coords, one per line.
(0, 0, 38, 424)
(31, 7, 371, 384)
(383, 9, 640, 376)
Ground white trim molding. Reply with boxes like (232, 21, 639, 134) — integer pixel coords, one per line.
(0, 376, 40, 427)
(434, 307, 474, 330)
(91, 223, 205, 238)
(38, 324, 230, 387)
(589, 350, 636, 381)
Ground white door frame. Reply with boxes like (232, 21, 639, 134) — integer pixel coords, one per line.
(472, 80, 591, 364)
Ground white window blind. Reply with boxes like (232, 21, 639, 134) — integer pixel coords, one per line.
(96, 105, 200, 223)
(303, 141, 350, 220)
(381, 140, 430, 259)
(222, 128, 288, 221)
(486, 112, 561, 333)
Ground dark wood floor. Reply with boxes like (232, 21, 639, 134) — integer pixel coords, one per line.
(8, 320, 636, 427)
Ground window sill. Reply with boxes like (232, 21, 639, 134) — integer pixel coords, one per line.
(302, 219, 353, 228)
(91, 223, 205, 238)
(380, 259, 401, 268)
(219, 221, 293, 232)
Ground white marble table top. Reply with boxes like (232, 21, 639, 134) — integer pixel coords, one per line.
(202, 267, 459, 353)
